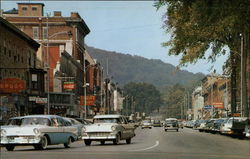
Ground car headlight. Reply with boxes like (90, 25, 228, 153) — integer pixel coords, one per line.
(1, 129, 6, 136)
(33, 128, 40, 135)
(111, 126, 116, 131)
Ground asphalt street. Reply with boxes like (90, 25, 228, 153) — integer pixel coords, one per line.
(1, 127, 250, 159)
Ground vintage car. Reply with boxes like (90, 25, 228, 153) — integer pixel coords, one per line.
(63, 117, 85, 139)
(164, 118, 179, 132)
(141, 120, 152, 129)
(220, 117, 248, 136)
(0, 115, 78, 151)
(152, 120, 162, 127)
(82, 114, 135, 145)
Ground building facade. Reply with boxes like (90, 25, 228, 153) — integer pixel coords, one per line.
(0, 17, 43, 122)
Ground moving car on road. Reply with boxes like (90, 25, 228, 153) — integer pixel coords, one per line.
(164, 118, 179, 132)
(82, 114, 135, 145)
(152, 120, 162, 127)
(141, 120, 152, 129)
(63, 117, 85, 139)
(0, 115, 78, 151)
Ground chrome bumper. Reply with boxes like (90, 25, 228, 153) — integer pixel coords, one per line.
(0, 136, 41, 144)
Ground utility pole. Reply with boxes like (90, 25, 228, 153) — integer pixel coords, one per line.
(46, 13, 50, 115)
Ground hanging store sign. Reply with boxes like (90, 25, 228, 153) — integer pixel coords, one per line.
(213, 102, 224, 109)
(63, 82, 75, 91)
(0, 78, 26, 93)
(35, 97, 48, 104)
(80, 95, 96, 106)
(203, 105, 213, 110)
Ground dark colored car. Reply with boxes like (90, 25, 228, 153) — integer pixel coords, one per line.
(153, 120, 162, 127)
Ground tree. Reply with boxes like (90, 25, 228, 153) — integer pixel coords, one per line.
(123, 82, 163, 115)
(155, 0, 250, 117)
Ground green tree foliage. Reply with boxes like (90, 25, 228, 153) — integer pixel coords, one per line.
(161, 84, 188, 119)
(123, 82, 163, 115)
(155, 0, 249, 65)
(155, 0, 250, 117)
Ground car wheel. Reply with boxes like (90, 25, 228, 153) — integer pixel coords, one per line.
(100, 141, 105, 145)
(176, 129, 179, 132)
(5, 145, 15, 151)
(64, 137, 72, 148)
(113, 134, 120, 145)
(126, 138, 131, 144)
(37, 136, 48, 150)
(165, 129, 167, 132)
(84, 140, 92, 146)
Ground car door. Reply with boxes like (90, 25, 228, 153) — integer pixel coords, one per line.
(48, 117, 64, 144)
(121, 117, 134, 139)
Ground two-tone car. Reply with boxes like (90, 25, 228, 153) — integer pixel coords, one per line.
(0, 115, 78, 151)
(82, 115, 135, 145)
(164, 118, 179, 132)
(141, 120, 152, 129)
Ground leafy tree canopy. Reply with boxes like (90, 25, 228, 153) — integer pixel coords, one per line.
(155, 0, 250, 66)
(123, 82, 163, 115)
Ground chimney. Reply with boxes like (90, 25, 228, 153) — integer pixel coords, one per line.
(70, 12, 80, 19)
(54, 11, 61, 17)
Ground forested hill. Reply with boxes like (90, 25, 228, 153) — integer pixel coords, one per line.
(86, 46, 204, 88)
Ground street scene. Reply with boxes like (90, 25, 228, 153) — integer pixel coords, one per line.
(0, 1, 250, 159)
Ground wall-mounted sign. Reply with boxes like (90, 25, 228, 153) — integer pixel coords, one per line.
(80, 95, 96, 106)
(35, 97, 47, 104)
(63, 82, 75, 91)
(0, 78, 26, 93)
(213, 102, 224, 109)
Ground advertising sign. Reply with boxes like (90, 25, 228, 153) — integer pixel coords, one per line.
(80, 95, 96, 106)
(35, 98, 48, 104)
(0, 78, 26, 93)
(204, 105, 213, 110)
(63, 82, 75, 91)
(213, 102, 224, 109)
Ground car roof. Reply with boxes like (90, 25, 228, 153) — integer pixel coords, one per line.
(165, 118, 177, 120)
(11, 115, 61, 119)
(94, 114, 122, 119)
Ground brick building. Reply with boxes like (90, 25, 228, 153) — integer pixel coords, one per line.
(0, 17, 45, 122)
(3, 3, 91, 117)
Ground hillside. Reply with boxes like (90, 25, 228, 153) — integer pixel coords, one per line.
(86, 46, 205, 88)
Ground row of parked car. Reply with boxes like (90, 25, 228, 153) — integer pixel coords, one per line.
(0, 114, 136, 151)
(185, 117, 250, 139)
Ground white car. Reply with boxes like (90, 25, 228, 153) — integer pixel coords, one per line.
(220, 117, 247, 135)
(141, 120, 152, 129)
(164, 118, 179, 132)
(82, 114, 135, 145)
(0, 115, 78, 151)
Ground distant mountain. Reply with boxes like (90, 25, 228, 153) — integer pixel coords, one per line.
(86, 46, 205, 88)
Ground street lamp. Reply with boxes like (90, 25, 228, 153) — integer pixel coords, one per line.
(45, 14, 73, 114)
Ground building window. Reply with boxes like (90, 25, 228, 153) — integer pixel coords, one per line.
(32, 27, 39, 39)
(22, 7, 27, 11)
(43, 27, 48, 39)
(32, 7, 37, 11)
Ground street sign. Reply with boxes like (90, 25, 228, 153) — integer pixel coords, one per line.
(204, 105, 213, 110)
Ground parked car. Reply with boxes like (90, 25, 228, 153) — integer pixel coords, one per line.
(0, 115, 78, 151)
(203, 119, 217, 132)
(164, 118, 179, 132)
(220, 117, 248, 137)
(243, 119, 250, 138)
(178, 120, 184, 129)
(63, 117, 85, 139)
(82, 114, 136, 145)
(152, 120, 162, 127)
(211, 118, 228, 133)
(141, 120, 152, 129)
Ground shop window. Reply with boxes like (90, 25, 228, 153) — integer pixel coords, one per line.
(22, 7, 27, 11)
(32, 7, 37, 11)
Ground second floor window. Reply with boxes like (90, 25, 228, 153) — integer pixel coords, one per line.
(32, 27, 39, 39)
(43, 27, 48, 40)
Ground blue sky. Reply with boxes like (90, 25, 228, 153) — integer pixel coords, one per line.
(1, 1, 229, 74)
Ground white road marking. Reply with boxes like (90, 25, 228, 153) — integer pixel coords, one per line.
(129, 140, 159, 152)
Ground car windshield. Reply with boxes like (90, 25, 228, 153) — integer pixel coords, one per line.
(21, 117, 51, 126)
(94, 118, 119, 124)
(166, 120, 177, 124)
(143, 120, 151, 123)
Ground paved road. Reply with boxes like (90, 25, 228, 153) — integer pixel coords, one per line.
(1, 127, 250, 159)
